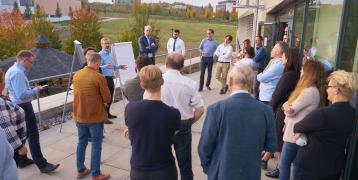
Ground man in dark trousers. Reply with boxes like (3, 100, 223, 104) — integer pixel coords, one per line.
(138, 25, 158, 64)
(253, 35, 267, 99)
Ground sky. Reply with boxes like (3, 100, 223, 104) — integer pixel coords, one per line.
(141, 0, 221, 7)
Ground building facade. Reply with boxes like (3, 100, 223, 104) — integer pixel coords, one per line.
(236, 0, 358, 179)
(216, 0, 237, 13)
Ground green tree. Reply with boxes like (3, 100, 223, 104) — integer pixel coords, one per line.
(68, 6, 73, 17)
(63, 7, 102, 54)
(12, 1, 20, 13)
(24, 3, 33, 19)
(31, 6, 62, 49)
(55, 2, 62, 18)
(117, 4, 159, 58)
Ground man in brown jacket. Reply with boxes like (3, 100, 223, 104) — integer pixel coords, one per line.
(73, 53, 111, 180)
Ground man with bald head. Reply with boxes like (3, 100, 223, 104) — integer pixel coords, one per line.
(161, 53, 204, 180)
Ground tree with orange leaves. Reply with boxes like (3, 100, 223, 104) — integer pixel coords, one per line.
(63, 7, 102, 54)
(0, 10, 35, 60)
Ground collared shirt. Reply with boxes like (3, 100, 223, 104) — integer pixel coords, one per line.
(5, 62, 38, 105)
(235, 58, 258, 69)
(167, 37, 186, 55)
(99, 49, 121, 77)
(199, 38, 218, 57)
(0, 128, 18, 180)
(253, 46, 267, 69)
(214, 43, 233, 63)
(257, 58, 284, 102)
(0, 96, 26, 150)
(230, 90, 249, 96)
(161, 69, 204, 120)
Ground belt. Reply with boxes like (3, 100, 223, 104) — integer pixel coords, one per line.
(181, 118, 193, 124)
(218, 61, 230, 63)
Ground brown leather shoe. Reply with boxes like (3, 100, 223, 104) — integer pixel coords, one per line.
(103, 120, 113, 124)
(77, 168, 90, 179)
(92, 173, 110, 180)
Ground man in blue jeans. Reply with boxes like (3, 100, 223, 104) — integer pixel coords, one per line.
(73, 53, 112, 180)
(161, 53, 205, 180)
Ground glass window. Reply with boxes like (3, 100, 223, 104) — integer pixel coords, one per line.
(304, 0, 344, 72)
(340, 0, 358, 72)
(292, 2, 305, 50)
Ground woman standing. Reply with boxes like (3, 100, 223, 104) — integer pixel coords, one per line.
(265, 48, 301, 178)
(293, 70, 358, 180)
(279, 60, 326, 180)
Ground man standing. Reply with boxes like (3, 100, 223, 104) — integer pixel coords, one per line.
(99, 37, 126, 123)
(5, 50, 60, 173)
(257, 41, 288, 104)
(214, 35, 233, 94)
(253, 35, 267, 99)
(73, 53, 111, 180)
(138, 26, 158, 64)
(198, 66, 277, 180)
(167, 29, 185, 56)
(198, 29, 218, 91)
(161, 53, 204, 180)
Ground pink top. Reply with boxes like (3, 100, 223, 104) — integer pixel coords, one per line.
(283, 86, 320, 143)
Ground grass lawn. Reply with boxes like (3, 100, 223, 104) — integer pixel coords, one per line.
(100, 18, 237, 56)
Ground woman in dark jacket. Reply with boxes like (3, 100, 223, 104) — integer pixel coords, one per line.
(264, 48, 301, 178)
(293, 70, 358, 180)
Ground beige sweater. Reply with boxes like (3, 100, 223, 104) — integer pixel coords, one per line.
(283, 86, 320, 143)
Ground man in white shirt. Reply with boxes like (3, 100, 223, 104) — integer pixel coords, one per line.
(167, 29, 186, 56)
(214, 35, 233, 94)
(161, 53, 204, 180)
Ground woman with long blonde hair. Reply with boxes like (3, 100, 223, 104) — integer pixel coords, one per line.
(278, 60, 326, 180)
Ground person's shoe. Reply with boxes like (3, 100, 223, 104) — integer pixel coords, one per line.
(18, 157, 34, 169)
(206, 86, 212, 90)
(40, 163, 60, 173)
(219, 89, 225, 94)
(103, 120, 113, 124)
(224, 85, 228, 93)
(77, 168, 91, 179)
(108, 114, 117, 119)
(265, 168, 279, 178)
(261, 160, 268, 170)
(198, 88, 203, 92)
(92, 173, 111, 180)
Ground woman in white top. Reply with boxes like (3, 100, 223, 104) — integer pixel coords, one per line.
(235, 46, 257, 70)
(279, 60, 327, 180)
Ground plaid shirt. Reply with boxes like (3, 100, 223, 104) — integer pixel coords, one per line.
(0, 96, 26, 150)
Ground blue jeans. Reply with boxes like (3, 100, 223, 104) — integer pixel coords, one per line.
(279, 141, 300, 180)
(173, 121, 193, 180)
(76, 122, 103, 177)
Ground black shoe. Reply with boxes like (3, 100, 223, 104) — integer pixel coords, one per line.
(198, 88, 203, 92)
(108, 114, 117, 119)
(265, 168, 279, 178)
(206, 86, 212, 90)
(224, 85, 228, 93)
(18, 157, 34, 169)
(261, 160, 268, 170)
(219, 89, 225, 94)
(40, 163, 60, 173)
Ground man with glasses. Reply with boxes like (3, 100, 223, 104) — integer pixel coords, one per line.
(5, 50, 60, 173)
(138, 26, 158, 64)
(198, 29, 218, 91)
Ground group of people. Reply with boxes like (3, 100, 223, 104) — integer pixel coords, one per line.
(0, 25, 357, 180)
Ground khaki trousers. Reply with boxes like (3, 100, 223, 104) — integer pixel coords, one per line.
(215, 62, 230, 89)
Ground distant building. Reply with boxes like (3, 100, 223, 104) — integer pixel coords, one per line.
(88, 0, 114, 4)
(33, 0, 81, 17)
(171, 2, 187, 10)
(216, 0, 236, 13)
(115, 0, 141, 4)
(0, 0, 34, 14)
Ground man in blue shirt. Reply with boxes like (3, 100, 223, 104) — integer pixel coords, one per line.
(138, 26, 158, 64)
(253, 35, 267, 99)
(198, 29, 218, 91)
(99, 37, 126, 123)
(5, 50, 60, 173)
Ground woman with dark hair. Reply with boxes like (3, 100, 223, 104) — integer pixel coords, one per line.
(264, 48, 302, 178)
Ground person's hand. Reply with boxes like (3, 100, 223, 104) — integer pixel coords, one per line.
(293, 133, 302, 141)
(106, 63, 113, 69)
(119, 65, 127, 70)
(36, 85, 44, 91)
(123, 128, 129, 139)
(18, 146, 28, 155)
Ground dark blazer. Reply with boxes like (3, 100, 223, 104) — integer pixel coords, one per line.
(294, 102, 355, 178)
(198, 93, 277, 180)
(138, 35, 158, 56)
